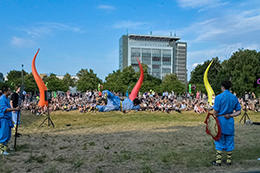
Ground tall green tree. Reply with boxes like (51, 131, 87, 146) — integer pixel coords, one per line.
(104, 70, 124, 92)
(6, 70, 28, 90)
(76, 69, 102, 92)
(45, 73, 68, 92)
(24, 73, 38, 93)
(189, 49, 260, 97)
(104, 67, 135, 93)
(63, 73, 76, 88)
(119, 66, 137, 93)
(137, 64, 162, 93)
(189, 57, 222, 94)
(160, 74, 185, 94)
(223, 49, 260, 96)
(104, 64, 162, 94)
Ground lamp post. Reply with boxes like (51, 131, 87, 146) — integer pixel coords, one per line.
(21, 64, 24, 91)
(14, 64, 24, 150)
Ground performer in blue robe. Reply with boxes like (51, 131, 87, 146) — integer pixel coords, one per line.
(96, 58, 143, 112)
(96, 90, 140, 112)
(122, 97, 140, 111)
(0, 87, 19, 155)
(96, 90, 121, 112)
(212, 81, 241, 166)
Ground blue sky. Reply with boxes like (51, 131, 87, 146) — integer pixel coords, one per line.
(1, 0, 260, 80)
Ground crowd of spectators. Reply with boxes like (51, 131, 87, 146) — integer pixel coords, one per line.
(20, 90, 260, 115)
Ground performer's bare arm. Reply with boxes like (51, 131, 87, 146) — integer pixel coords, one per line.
(224, 110, 241, 119)
(10, 100, 14, 108)
(214, 109, 241, 119)
(213, 110, 219, 117)
(5, 107, 19, 113)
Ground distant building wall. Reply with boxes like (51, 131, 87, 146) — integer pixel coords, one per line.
(119, 34, 187, 83)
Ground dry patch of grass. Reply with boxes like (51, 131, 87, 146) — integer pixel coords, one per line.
(0, 110, 259, 173)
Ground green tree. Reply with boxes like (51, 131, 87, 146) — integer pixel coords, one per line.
(189, 57, 222, 94)
(161, 74, 185, 94)
(223, 49, 260, 96)
(76, 69, 102, 92)
(104, 64, 162, 94)
(24, 73, 38, 93)
(189, 49, 260, 97)
(119, 66, 137, 93)
(191, 83, 206, 94)
(0, 81, 8, 90)
(63, 73, 76, 88)
(45, 73, 68, 92)
(137, 64, 161, 93)
(104, 70, 124, 92)
(6, 70, 28, 90)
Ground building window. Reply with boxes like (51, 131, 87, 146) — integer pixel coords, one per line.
(152, 49, 161, 66)
(162, 49, 171, 65)
(162, 68, 171, 73)
(142, 48, 151, 65)
(147, 66, 151, 74)
(131, 64, 139, 72)
(152, 64, 160, 69)
(131, 48, 140, 64)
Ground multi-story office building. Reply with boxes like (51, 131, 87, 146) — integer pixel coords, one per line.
(119, 34, 187, 83)
(0, 73, 3, 83)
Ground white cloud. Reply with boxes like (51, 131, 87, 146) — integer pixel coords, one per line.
(151, 6, 260, 81)
(10, 36, 35, 47)
(187, 42, 260, 73)
(20, 22, 83, 38)
(188, 43, 254, 60)
(151, 8, 260, 46)
(180, 9, 260, 43)
(192, 62, 203, 68)
(177, 0, 228, 11)
(177, 0, 217, 8)
(113, 21, 148, 29)
(10, 22, 83, 47)
(97, 5, 115, 10)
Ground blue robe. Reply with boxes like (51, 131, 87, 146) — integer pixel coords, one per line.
(96, 90, 140, 112)
(122, 98, 140, 111)
(0, 95, 13, 145)
(213, 90, 241, 151)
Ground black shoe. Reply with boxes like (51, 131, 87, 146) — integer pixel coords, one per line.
(225, 160, 232, 166)
(212, 161, 221, 166)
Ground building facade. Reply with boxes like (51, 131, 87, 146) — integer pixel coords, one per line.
(0, 73, 4, 83)
(119, 34, 187, 83)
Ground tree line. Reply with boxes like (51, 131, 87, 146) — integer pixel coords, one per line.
(0, 64, 185, 95)
(1, 49, 259, 96)
(189, 49, 260, 97)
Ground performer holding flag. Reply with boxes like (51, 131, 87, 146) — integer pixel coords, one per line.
(212, 81, 241, 166)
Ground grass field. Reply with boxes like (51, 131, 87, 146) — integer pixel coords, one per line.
(0, 110, 260, 173)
